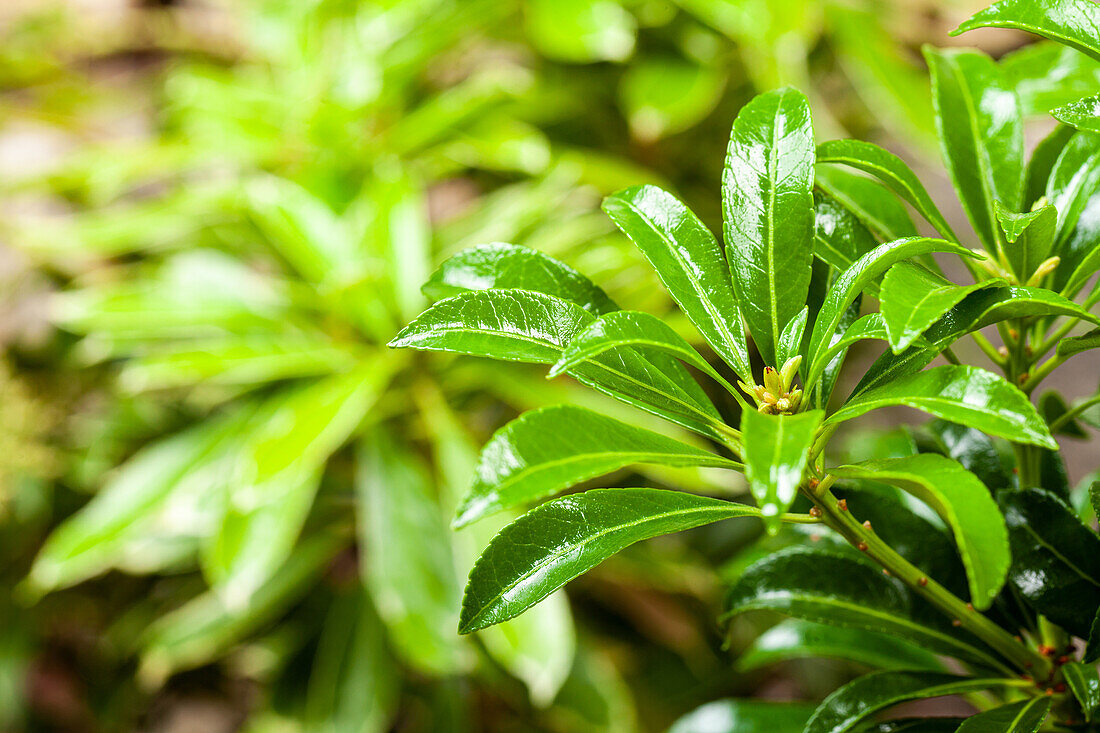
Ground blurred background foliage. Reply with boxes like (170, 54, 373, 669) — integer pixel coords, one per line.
(0, 0, 1095, 730)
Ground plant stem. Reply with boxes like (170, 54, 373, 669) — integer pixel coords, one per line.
(1033, 317, 1080, 359)
(1022, 353, 1067, 393)
(808, 480, 1052, 678)
(1048, 394, 1100, 434)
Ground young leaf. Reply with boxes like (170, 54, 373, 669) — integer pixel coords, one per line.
(1059, 327, 1100, 358)
(723, 87, 815, 367)
(952, 0, 1100, 63)
(830, 454, 1010, 609)
(816, 139, 956, 240)
(953, 698, 1051, 733)
(805, 238, 975, 387)
(422, 242, 617, 314)
(776, 307, 808, 368)
(879, 262, 1002, 353)
(669, 700, 815, 733)
(995, 202, 1057, 282)
(924, 47, 1024, 253)
(390, 289, 723, 437)
(1046, 130, 1100, 248)
(603, 184, 752, 381)
(1000, 488, 1100, 637)
(814, 166, 917, 242)
(1063, 661, 1100, 722)
(459, 488, 766, 633)
(805, 671, 1025, 733)
(550, 310, 733, 393)
(1053, 94, 1100, 132)
(453, 405, 739, 528)
(1025, 124, 1075, 208)
(736, 619, 943, 673)
(828, 365, 1058, 450)
(741, 409, 823, 533)
(812, 191, 880, 276)
(725, 546, 1010, 670)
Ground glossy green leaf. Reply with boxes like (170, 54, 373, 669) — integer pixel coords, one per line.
(619, 57, 725, 142)
(460, 488, 765, 633)
(995, 202, 1057, 282)
(924, 47, 1023, 253)
(1054, 94, 1100, 132)
(453, 405, 738, 528)
(741, 409, 822, 533)
(879, 262, 1001, 353)
(1025, 124, 1076, 208)
(805, 238, 975, 387)
(806, 671, 1023, 733)
(814, 166, 917, 243)
(525, 0, 636, 63)
(723, 87, 815, 367)
(865, 720, 965, 733)
(830, 365, 1057, 450)
(668, 699, 815, 733)
(817, 313, 892, 367)
(917, 419, 1014, 491)
(1087, 608, 1100, 662)
(776, 307, 808, 368)
(952, 0, 1100, 63)
(1046, 130, 1100, 248)
(954, 698, 1051, 733)
(736, 619, 943, 672)
(390, 289, 722, 437)
(422, 242, 617, 314)
(1039, 390, 1090, 437)
(203, 364, 389, 609)
(816, 139, 956, 240)
(1063, 661, 1100, 721)
(725, 546, 1009, 670)
(831, 454, 1010, 609)
(999, 487, 1100, 637)
(816, 296, 865, 410)
(138, 533, 342, 686)
(600, 184, 754, 379)
(1060, 239, 1100, 298)
(1060, 327, 1100, 357)
(1003, 41, 1100, 119)
(358, 431, 469, 675)
(812, 190, 880, 276)
(550, 310, 732, 389)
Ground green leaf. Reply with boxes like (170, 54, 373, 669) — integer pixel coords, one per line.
(865, 720, 965, 733)
(815, 166, 917, 243)
(816, 139, 956, 240)
(453, 405, 738, 528)
(422, 242, 617, 314)
(999, 487, 1100, 637)
(668, 700, 815, 733)
(1063, 661, 1100, 721)
(776, 307, 808, 368)
(812, 191, 880, 276)
(1046, 130, 1100, 248)
(995, 202, 1057, 282)
(1025, 124, 1076, 208)
(952, 0, 1100, 63)
(1060, 239, 1100, 299)
(358, 432, 470, 675)
(390, 289, 722, 437)
(1039, 390, 1090, 437)
(203, 364, 390, 609)
(879, 262, 1002, 353)
(619, 57, 725, 142)
(304, 590, 398, 733)
(830, 454, 1010, 609)
(725, 546, 1010, 670)
(817, 313, 892, 367)
(602, 184, 752, 379)
(1053, 94, 1100, 132)
(806, 671, 1024, 733)
(525, 0, 636, 63)
(924, 47, 1023, 253)
(917, 419, 1014, 491)
(723, 87, 815, 367)
(550, 310, 733, 389)
(954, 698, 1051, 733)
(741, 409, 823, 533)
(805, 238, 975, 387)
(1060, 327, 1100, 358)
(1003, 42, 1100, 120)
(829, 365, 1058, 450)
(138, 533, 342, 686)
(736, 619, 943, 672)
(1087, 608, 1100, 663)
(460, 488, 765, 632)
